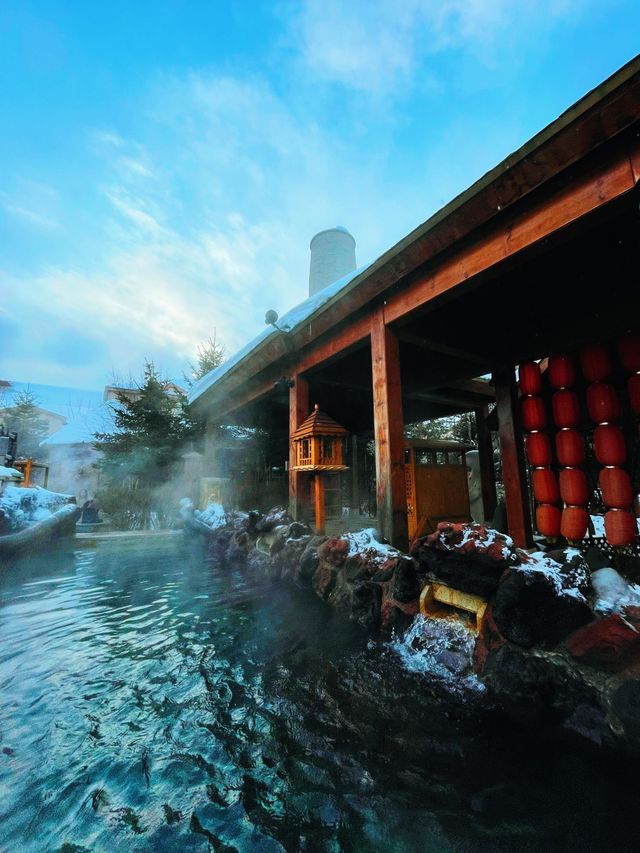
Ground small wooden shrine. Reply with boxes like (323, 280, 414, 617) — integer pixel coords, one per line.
(291, 405, 348, 532)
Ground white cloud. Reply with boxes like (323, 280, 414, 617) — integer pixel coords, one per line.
(291, 0, 589, 92)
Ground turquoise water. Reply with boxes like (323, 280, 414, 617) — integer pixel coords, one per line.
(0, 540, 636, 852)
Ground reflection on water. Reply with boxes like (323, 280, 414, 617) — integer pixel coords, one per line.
(0, 540, 637, 852)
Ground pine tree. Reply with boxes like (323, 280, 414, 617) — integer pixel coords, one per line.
(1, 389, 50, 460)
(184, 333, 225, 387)
(94, 363, 202, 529)
(95, 362, 198, 487)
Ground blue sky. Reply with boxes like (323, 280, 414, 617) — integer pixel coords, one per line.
(1, 1, 639, 390)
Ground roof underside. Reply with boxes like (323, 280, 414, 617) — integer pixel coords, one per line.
(191, 55, 640, 417)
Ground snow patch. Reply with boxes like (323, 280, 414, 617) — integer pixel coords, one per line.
(437, 524, 514, 560)
(194, 501, 227, 530)
(592, 567, 640, 615)
(518, 550, 588, 602)
(344, 527, 399, 562)
(0, 486, 74, 532)
(0, 466, 23, 481)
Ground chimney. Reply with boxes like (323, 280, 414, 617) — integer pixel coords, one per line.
(308, 227, 356, 297)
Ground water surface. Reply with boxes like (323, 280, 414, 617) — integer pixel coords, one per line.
(0, 540, 636, 852)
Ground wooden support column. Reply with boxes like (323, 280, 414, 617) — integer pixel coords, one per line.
(493, 368, 533, 548)
(475, 406, 498, 524)
(314, 475, 326, 534)
(371, 306, 409, 551)
(289, 374, 309, 521)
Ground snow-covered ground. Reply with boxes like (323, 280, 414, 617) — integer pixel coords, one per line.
(0, 485, 73, 533)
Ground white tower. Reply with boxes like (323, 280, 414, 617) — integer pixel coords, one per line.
(308, 227, 356, 296)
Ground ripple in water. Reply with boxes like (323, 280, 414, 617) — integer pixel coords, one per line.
(0, 541, 638, 852)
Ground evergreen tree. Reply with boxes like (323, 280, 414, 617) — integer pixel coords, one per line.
(184, 333, 225, 387)
(1, 389, 50, 460)
(95, 362, 198, 485)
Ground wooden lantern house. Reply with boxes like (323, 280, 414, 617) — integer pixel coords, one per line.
(291, 405, 348, 532)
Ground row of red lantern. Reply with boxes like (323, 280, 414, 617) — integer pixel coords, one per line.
(520, 337, 639, 546)
(519, 334, 640, 394)
(534, 466, 635, 511)
(535, 504, 637, 544)
(522, 386, 628, 432)
(588, 345, 636, 548)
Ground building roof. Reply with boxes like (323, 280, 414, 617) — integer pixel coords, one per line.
(291, 405, 348, 439)
(1, 382, 113, 446)
(188, 264, 368, 404)
(189, 55, 640, 414)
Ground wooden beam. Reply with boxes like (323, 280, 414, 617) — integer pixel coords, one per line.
(296, 313, 371, 374)
(396, 330, 493, 369)
(494, 368, 533, 548)
(371, 307, 409, 551)
(451, 378, 494, 398)
(289, 375, 309, 521)
(384, 147, 636, 324)
(475, 406, 498, 523)
(405, 389, 494, 409)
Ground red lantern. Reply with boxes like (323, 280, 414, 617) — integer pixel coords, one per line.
(556, 429, 585, 467)
(579, 343, 611, 382)
(519, 361, 542, 396)
(594, 424, 626, 466)
(536, 504, 561, 538)
(559, 468, 588, 506)
(617, 333, 640, 374)
(552, 390, 580, 429)
(532, 468, 559, 504)
(522, 396, 547, 431)
(586, 382, 621, 424)
(628, 373, 640, 415)
(548, 353, 576, 389)
(599, 467, 633, 509)
(604, 509, 638, 547)
(561, 506, 589, 541)
(526, 432, 552, 467)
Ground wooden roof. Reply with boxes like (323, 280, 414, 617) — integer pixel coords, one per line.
(191, 55, 640, 420)
(291, 405, 348, 439)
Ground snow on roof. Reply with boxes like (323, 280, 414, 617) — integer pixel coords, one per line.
(2, 382, 113, 446)
(188, 263, 370, 405)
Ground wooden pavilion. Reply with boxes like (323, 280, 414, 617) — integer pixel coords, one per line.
(189, 57, 640, 553)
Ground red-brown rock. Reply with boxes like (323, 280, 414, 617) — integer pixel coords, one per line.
(319, 537, 350, 567)
(566, 611, 640, 671)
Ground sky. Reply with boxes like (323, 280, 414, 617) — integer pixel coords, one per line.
(1, 1, 639, 391)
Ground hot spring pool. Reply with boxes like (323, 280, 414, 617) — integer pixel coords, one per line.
(0, 539, 636, 852)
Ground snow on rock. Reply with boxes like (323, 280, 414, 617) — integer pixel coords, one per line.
(345, 527, 399, 563)
(0, 486, 74, 533)
(194, 502, 227, 530)
(518, 550, 590, 603)
(0, 466, 23, 481)
(424, 522, 516, 562)
(591, 567, 640, 615)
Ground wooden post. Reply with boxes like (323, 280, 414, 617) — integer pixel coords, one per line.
(475, 406, 497, 524)
(493, 368, 533, 548)
(371, 306, 409, 551)
(289, 374, 309, 521)
(314, 474, 326, 534)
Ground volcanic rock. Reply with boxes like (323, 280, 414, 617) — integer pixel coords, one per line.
(493, 554, 593, 649)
